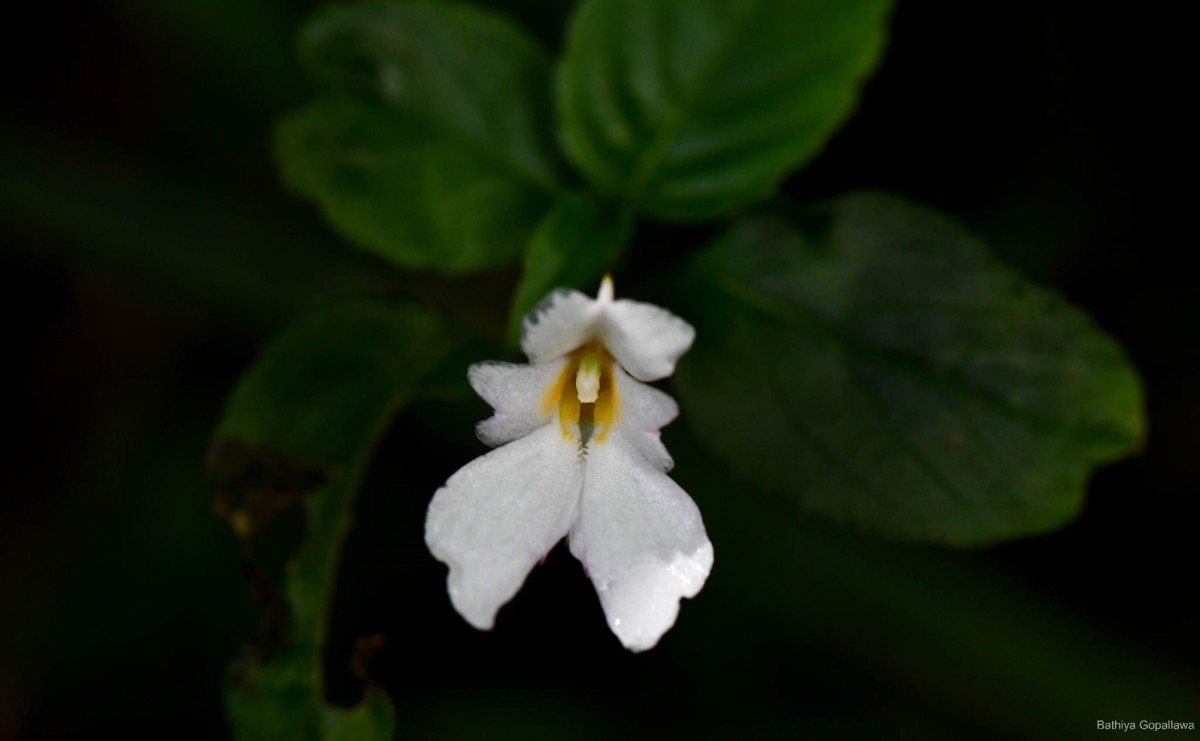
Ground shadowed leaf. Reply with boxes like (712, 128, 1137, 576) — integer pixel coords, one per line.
(280, 0, 564, 271)
(213, 299, 471, 739)
(674, 192, 1144, 545)
(556, 0, 892, 219)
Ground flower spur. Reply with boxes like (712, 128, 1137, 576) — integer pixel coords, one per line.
(425, 277, 713, 651)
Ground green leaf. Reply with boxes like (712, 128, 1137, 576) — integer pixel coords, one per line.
(673, 193, 1144, 546)
(279, 0, 563, 271)
(556, 0, 892, 220)
(212, 299, 470, 739)
(506, 193, 629, 345)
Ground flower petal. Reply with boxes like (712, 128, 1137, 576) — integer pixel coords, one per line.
(569, 435, 713, 651)
(601, 299, 695, 381)
(426, 424, 584, 630)
(612, 367, 678, 472)
(521, 289, 601, 363)
(470, 359, 566, 447)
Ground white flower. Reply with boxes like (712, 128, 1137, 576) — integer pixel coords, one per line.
(425, 276, 713, 652)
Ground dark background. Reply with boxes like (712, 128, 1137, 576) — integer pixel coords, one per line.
(1, 2, 1195, 739)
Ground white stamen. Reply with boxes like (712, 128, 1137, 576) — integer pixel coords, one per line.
(576, 349, 601, 403)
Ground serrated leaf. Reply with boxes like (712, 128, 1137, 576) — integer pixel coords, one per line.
(213, 299, 469, 739)
(280, 0, 563, 271)
(506, 193, 629, 345)
(556, 0, 891, 220)
(673, 193, 1144, 546)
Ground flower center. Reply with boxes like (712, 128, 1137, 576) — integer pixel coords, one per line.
(540, 343, 620, 446)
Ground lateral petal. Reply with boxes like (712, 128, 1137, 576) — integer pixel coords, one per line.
(470, 359, 567, 447)
(601, 299, 695, 382)
(426, 424, 584, 630)
(569, 435, 713, 651)
(612, 366, 678, 472)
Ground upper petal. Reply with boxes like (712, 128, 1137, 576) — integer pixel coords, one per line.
(600, 299, 695, 381)
(470, 359, 567, 447)
(426, 424, 584, 630)
(520, 289, 601, 363)
(569, 434, 713, 651)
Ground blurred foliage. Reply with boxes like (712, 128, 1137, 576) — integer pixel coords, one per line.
(278, 0, 563, 270)
(669, 431, 1197, 739)
(556, 0, 892, 219)
(0, 130, 396, 332)
(211, 300, 474, 739)
(675, 193, 1143, 545)
(3, 0, 1194, 738)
